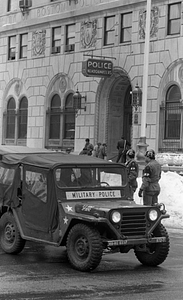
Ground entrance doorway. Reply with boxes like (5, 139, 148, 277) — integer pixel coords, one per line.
(96, 69, 132, 161)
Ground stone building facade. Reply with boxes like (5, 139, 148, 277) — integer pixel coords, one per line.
(0, 0, 182, 159)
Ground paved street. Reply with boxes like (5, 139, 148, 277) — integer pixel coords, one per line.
(0, 228, 183, 300)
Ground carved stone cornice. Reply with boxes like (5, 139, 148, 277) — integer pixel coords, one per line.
(139, 6, 159, 39)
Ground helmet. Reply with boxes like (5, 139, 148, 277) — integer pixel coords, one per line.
(126, 149, 135, 159)
(145, 149, 155, 159)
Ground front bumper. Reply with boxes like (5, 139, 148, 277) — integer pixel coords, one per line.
(107, 236, 167, 247)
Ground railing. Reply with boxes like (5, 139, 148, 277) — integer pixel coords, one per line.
(158, 103, 183, 152)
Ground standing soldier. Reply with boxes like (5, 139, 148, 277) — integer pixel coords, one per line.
(125, 149, 139, 198)
(138, 149, 161, 206)
(116, 136, 131, 163)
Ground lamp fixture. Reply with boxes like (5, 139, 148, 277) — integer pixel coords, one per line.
(132, 83, 142, 112)
(72, 88, 86, 115)
(19, 0, 32, 16)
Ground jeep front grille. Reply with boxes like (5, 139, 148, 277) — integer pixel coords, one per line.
(120, 211, 146, 237)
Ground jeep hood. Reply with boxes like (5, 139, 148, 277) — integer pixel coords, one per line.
(62, 200, 139, 215)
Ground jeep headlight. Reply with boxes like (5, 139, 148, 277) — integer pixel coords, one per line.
(148, 209, 158, 221)
(111, 211, 121, 223)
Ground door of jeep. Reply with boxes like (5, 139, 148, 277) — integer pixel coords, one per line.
(21, 167, 49, 233)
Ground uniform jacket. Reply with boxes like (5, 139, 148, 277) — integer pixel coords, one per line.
(140, 159, 161, 193)
(125, 159, 139, 190)
(117, 139, 131, 151)
(117, 138, 126, 150)
(79, 142, 94, 155)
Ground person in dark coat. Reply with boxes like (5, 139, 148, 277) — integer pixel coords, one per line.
(116, 136, 131, 163)
(79, 138, 94, 156)
(125, 149, 139, 198)
(138, 149, 161, 206)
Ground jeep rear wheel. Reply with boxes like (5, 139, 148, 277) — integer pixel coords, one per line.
(66, 223, 103, 272)
(134, 224, 170, 266)
(0, 212, 26, 254)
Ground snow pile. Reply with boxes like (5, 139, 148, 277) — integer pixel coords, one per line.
(156, 152, 183, 166)
(134, 171, 183, 229)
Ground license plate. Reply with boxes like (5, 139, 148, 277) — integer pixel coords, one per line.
(149, 237, 166, 243)
(108, 240, 128, 246)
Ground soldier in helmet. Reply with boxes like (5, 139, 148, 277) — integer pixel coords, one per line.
(125, 149, 139, 198)
(138, 149, 161, 206)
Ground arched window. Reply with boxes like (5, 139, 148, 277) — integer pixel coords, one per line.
(6, 98, 16, 139)
(165, 85, 181, 139)
(46, 92, 75, 150)
(64, 94, 75, 139)
(18, 97, 28, 139)
(49, 94, 61, 139)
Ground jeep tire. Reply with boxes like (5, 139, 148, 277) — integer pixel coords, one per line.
(134, 223, 170, 266)
(66, 223, 103, 272)
(0, 212, 26, 254)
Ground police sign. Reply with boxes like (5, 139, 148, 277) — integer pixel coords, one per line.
(82, 58, 113, 77)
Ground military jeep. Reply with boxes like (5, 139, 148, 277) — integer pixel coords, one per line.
(0, 146, 170, 272)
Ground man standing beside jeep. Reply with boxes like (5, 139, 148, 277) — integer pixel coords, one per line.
(138, 149, 161, 206)
(125, 149, 139, 198)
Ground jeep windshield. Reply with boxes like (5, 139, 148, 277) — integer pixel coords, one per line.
(54, 165, 127, 188)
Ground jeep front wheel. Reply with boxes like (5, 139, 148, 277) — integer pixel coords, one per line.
(0, 212, 26, 254)
(134, 223, 170, 266)
(66, 223, 103, 272)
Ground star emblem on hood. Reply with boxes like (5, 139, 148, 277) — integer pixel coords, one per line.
(65, 204, 73, 212)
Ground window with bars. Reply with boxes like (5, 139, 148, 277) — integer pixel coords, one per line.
(159, 84, 183, 152)
(165, 85, 181, 139)
(120, 12, 132, 43)
(104, 16, 115, 46)
(64, 94, 75, 139)
(8, 36, 16, 60)
(18, 97, 28, 139)
(49, 95, 61, 139)
(51, 27, 61, 54)
(65, 24, 75, 52)
(4, 97, 28, 144)
(6, 98, 16, 139)
(167, 2, 181, 35)
(46, 93, 75, 149)
(20, 33, 28, 59)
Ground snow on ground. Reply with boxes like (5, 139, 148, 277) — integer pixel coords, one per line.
(134, 171, 183, 230)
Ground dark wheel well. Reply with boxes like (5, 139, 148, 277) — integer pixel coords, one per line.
(61, 219, 115, 246)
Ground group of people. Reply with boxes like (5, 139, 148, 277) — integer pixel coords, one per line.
(79, 138, 107, 160)
(80, 137, 161, 206)
(116, 136, 161, 205)
(125, 148, 161, 206)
